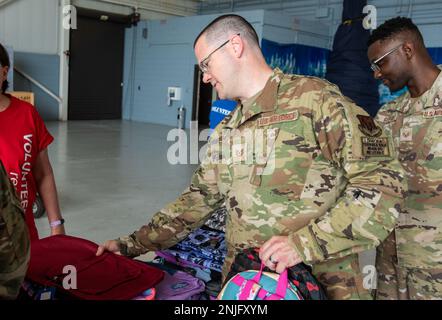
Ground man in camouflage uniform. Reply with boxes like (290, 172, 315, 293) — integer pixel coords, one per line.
(98, 14, 406, 300)
(0, 160, 30, 299)
(368, 17, 442, 300)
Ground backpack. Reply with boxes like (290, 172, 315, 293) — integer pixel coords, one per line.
(155, 269, 205, 300)
(224, 248, 327, 300)
(25, 235, 164, 300)
(218, 262, 302, 300)
(144, 261, 206, 300)
(0, 161, 30, 300)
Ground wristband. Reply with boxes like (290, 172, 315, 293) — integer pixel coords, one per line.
(50, 218, 65, 228)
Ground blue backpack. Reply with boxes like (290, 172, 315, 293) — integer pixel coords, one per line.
(217, 263, 302, 300)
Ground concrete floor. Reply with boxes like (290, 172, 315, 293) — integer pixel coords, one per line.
(35, 119, 375, 272)
(35, 120, 198, 247)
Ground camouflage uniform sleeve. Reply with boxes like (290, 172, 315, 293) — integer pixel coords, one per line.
(374, 99, 400, 126)
(117, 141, 225, 258)
(0, 161, 30, 299)
(288, 87, 407, 265)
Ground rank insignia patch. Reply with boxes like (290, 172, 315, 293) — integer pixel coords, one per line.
(400, 127, 413, 142)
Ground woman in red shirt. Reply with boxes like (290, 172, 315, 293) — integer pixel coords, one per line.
(0, 43, 65, 241)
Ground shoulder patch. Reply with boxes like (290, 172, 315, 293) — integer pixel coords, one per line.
(356, 115, 382, 137)
(356, 115, 390, 157)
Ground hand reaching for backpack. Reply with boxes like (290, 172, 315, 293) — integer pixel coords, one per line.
(96, 240, 122, 256)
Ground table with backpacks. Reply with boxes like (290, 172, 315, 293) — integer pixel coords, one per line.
(19, 206, 326, 300)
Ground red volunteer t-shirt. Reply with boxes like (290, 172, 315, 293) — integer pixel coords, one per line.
(0, 95, 54, 241)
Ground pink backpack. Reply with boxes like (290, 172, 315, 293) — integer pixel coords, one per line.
(218, 263, 302, 300)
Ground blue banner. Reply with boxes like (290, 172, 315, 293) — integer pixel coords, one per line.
(261, 39, 330, 78)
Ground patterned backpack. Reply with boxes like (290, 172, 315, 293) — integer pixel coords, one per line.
(218, 262, 302, 300)
(223, 248, 327, 300)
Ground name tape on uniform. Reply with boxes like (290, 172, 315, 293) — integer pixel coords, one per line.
(423, 108, 442, 118)
(258, 111, 298, 127)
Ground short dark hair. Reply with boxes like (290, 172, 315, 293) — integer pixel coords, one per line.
(368, 17, 424, 47)
(194, 14, 259, 49)
(0, 43, 10, 94)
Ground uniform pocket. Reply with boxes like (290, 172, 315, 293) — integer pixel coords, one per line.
(249, 127, 279, 186)
(416, 119, 442, 159)
(313, 255, 372, 300)
(249, 123, 316, 191)
(415, 120, 442, 194)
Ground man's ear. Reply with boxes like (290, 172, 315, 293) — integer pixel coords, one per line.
(403, 41, 414, 60)
(230, 34, 244, 58)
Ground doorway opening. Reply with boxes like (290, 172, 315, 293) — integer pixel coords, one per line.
(68, 8, 131, 120)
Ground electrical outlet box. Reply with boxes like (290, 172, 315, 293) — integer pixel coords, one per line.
(168, 87, 181, 101)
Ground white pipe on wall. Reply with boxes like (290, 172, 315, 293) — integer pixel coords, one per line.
(14, 67, 62, 104)
(59, 0, 70, 121)
(0, 0, 16, 9)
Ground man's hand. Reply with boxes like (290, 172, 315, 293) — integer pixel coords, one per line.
(96, 240, 121, 256)
(259, 236, 303, 273)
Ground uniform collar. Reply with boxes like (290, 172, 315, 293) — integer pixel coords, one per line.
(224, 68, 283, 128)
(421, 64, 442, 109)
(385, 64, 442, 114)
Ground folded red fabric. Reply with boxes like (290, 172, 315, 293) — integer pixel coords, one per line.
(27, 235, 164, 300)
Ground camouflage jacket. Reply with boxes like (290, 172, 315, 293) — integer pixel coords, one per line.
(118, 68, 406, 278)
(375, 66, 442, 269)
(0, 160, 30, 299)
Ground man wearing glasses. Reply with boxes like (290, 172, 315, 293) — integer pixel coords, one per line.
(368, 17, 442, 300)
(98, 14, 406, 300)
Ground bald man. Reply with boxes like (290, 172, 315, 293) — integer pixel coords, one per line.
(368, 17, 442, 300)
